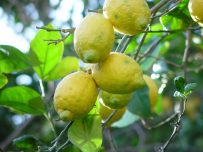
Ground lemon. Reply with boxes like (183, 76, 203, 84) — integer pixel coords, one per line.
(188, 0, 203, 26)
(74, 12, 114, 63)
(54, 71, 98, 121)
(100, 90, 132, 109)
(103, 0, 151, 35)
(99, 102, 126, 126)
(92, 52, 145, 94)
(143, 75, 158, 112)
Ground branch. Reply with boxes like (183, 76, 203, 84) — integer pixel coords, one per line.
(137, 33, 168, 62)
(49, 121, 74, 151)
(44, 33, 71, 45)
(107, 128, 117, 152)
(36, 26, 75, 33)
(115, 35, 132, 53)
(0, 117, 34, 150)
(101, 109, 117, 128)
(182, 30, 191, 80)
(150, 0, 175, 14)
(156, 100, 186, 152)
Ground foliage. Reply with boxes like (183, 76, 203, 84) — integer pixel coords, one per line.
(0, 0, 203, 152)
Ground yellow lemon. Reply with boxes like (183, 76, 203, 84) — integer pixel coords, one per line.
(143, 75, 158, 112)
(92, 52, 145, 94)
(103, 0, 151, 35)
(54, 71, 98, 121)
(188, 0, 203, 26)
(74, 12, 114, 63)
(99, 102, 126, 126)
(100, 90, 132, 109)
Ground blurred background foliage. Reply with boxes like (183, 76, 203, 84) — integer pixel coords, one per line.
(0, 0, 203, 152)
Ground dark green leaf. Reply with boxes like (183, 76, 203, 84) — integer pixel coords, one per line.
(45, 56, 79, 80)
(13, 135, 41, 150)
(30, 24, 64, 79)
(0, 45, 30, 73)
(68, 115, 102, 152)
(127, 86, 151, 118)
(0, 73, 8, 89)
(0, 86, 45, 115)
(174, 76, 186, 93)
(184, 83, 197, 94)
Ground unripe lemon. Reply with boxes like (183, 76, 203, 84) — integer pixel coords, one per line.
(74, 12, 114, 63)
(99, 103, 126, 126)
(143, 75, 158, 112)
(100, 90, 132, 109)
(54, 71, 98, 121)
(103, 0, 151, 35)
(92, 52, 145, 94)
(188, 0, 203, 26)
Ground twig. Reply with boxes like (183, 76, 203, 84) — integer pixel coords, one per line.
(49, 121, 74, 151)
(0, 117, 34, 150)
(56, 140, 70, 152)
(157, 100, 186, 152)
(182, 30, 191, 80)
(138, 33, 168, 62)
(101, 110, 117, 127)
(44, 33, 71, 45)
(150, 0, 175, 14)
(141, 113, 177, 130)
(36, 26, 75, 33)
(107, 128, 117, 152)
(115, 35, 130, 52)
(143, 55, 181, 68)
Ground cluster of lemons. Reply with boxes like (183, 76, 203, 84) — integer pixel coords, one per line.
(53, 0, 158, 125)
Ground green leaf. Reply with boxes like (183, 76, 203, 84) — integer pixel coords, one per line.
(160, 1, 192, 30)
(0, 45, 30, 73)
(184, 83, 197, 94)
(45, 56, 79, 80)
(173, 91, 185, 98)
(174, 76, 186, 93)
(68, 115, 102, 152)
(127, 86, 151, 118)
(0, 86, 45, 115)
(112, 110, 139, 128)
(0, 73, 8, 89)
(30, 24, 64, 79)
(13, 135, 42, 150)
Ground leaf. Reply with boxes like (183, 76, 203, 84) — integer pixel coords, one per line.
(184, 83, 197, 94)
(0, 45, 30, 73)
(30, 24, 64, 79)
(45, 56, 79, 80)
(68, 115, 102, 152)
(13, 135, 42, 150)
(112, 110, 139, 128)
(160, 1, 192, 30)
(0, 86, 45, 115)
(173, 91, 185, 98)
(0, 73, 8, 89)
(127, 86, 151, 118)
(174, 76, 186, 93)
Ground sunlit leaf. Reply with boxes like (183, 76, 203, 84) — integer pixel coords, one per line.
(68, 115, 102, 152)
(184, 83, 197, 94)
(0, 73, 8, 89)
(127, 86, 151, 118)
(112, 110, 139, 128)
(30, 24, 64, 79)
(0, 86, 45, 115)
(45, 56, 79, 80)
(0, 45, 30, 73)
